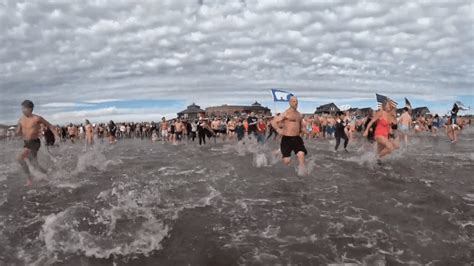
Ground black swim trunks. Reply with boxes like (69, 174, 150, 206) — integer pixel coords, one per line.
(24, 139, 41, 157)
(280, 136, 307, 158)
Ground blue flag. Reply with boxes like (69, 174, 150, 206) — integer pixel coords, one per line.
(271, 89, 294, 102)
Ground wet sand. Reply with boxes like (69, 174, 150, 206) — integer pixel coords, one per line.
(0, 129, 473, 265)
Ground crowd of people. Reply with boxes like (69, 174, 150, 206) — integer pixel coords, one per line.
(45, 108, 469, 149)
(11, 98, 471, 186)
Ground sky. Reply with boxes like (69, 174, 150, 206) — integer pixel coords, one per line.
(0, 0, 473, 124)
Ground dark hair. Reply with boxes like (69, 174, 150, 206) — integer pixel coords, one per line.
(21, 100, 34, 109)
(336, 111, 344, 116)
(403, 107, 409, 112)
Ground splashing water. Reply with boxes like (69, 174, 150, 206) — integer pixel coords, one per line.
(0, 132, 472, 265)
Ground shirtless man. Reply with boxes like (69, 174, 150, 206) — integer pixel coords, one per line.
(271, 96, 308, 174)
(85, 119, 94, 146)
(16, 100, 58, 186)
(174, 119, 186, 142)
(211, 118, 221, 143)
(398, 107, 412, 148)
(320, 115, 328, 139)
(68, 123, 78, 143)
(160, 117, 169, 142)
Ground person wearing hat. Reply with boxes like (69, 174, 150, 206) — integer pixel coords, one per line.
(16, 100, 58, 186)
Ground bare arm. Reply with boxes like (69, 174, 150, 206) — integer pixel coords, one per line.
(16, 119, 22, 136)
(364, 112, 381, 136)
(40, 116, 59, 138)
(300, 117, 308, 134)
(271, 112, 286, 132)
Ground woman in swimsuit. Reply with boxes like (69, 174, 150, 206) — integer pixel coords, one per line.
(312, 118, 320, 138)
(227, 118, 236, 139)
(364, 101, 399, 160)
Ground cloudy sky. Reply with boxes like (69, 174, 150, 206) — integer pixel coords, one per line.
(0, 0, 472, 124)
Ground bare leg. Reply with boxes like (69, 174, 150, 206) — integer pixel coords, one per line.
(376, 137, 394, 158)
(296, 151, 306, 174)
(296, 151, 304, 167)
(282, 157, 291, 166)
(30, 153, 47, 174)
(17, 149, 33, 186)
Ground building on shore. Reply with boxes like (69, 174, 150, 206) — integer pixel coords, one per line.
(347, 107, 373, 117)
(177, 103, 205, 120)
(396, 106, 430, 117)
(314, 103, 340, 115)
(205, 101, 272, 117)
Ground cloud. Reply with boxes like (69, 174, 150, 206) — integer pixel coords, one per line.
(0, 0, 473, 124)
(41, 102, 94, 108)
(83, 99, 126, 104)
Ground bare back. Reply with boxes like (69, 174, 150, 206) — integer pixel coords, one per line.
(399, 112, 412, 126)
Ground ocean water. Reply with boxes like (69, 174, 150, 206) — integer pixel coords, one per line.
(0, 130, 472, 265)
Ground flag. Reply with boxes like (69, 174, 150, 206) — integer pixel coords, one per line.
(339, 104, 351, 111)
(454, 101, 470, 111)
(405, 97, 412, 109)
(271, 89, 294, 102)
(376, 93, 397, 109)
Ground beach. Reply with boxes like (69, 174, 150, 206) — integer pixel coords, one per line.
(0, 130, 473, 265)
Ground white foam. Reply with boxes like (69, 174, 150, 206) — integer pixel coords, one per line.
(253, 153, 268, 168)
(72, 148, 122, 175)
(40, 205, 169, 260)
(342, 151, 377, 167)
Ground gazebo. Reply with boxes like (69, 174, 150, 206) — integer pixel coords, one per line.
(177, 103, 205, 120)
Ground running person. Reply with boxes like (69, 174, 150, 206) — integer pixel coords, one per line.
(68, 123, 77, 143)
(175, 119, 185, 142)
(85, 119, 94, 146)
(448, 104, 460, 143)
(107, 120, 117, 144)
(227, 118, 236, 140)
(43, 125, 56, 148)
(364, 101, 400, 162)
(398, 107, 412, 148)
(160, 117, 169, 142)
(247, 112, 258, 139)
(431, 114, 440, 136)
(271, 96, 308, 174)
(266, 115, 279, 141)
(16, 100, 58, 186)
(334, 111, 349, 152)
